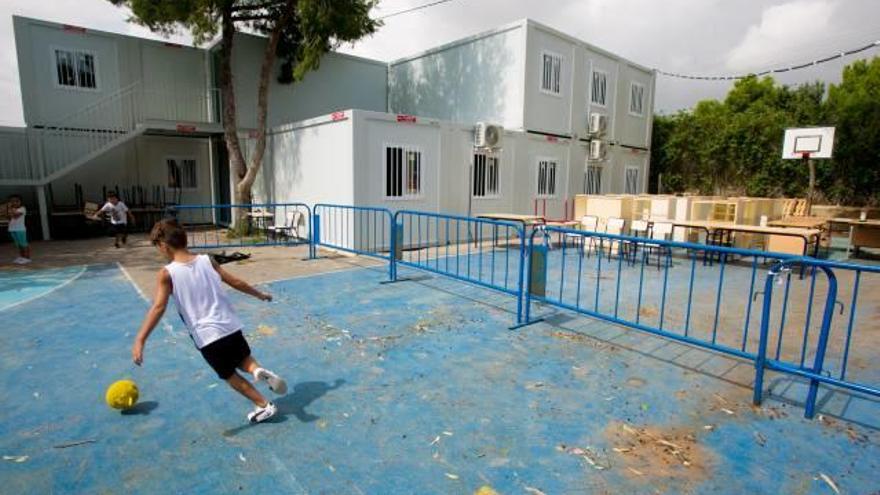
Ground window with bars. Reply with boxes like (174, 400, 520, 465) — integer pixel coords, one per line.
(541, 52, 562, 95)
(625, 167, 640, 194)
(54, 48, 97, 89)
(629, 82, 645, 116)
(536, 159, 558, 197)
(167, 158, 197, 189)
(385, 145, 422, 199)
(585, 165, 602, 194)
(473, 152, 500, 198)
(591, 70, 607, 106)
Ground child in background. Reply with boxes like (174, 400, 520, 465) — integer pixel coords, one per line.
(7, 195, 31, 265)
(94, 191, 134, 248)
(132, 219, 287, 423)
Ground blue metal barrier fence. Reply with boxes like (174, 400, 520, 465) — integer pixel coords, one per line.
(520, 225, 880, 418)
(754, 257, 880, 418)
(392, 210, 527, 325)
(313, 204, 394, 279)
(166, 203, 313, 256)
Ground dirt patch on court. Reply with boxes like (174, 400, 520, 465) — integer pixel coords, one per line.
(638, 305, 659, 318)
(604, 422, 715, 484)
(625, 377, 647, 388)
(256, 324, 276, 336)
(549, 330, 610, 350)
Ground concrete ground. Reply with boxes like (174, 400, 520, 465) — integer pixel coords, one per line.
(0, 238, 878, 494)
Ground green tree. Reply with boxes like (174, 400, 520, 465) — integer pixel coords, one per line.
(826, 58, 880, 205)
(649, 62, 880, 206)
(109, 0, 379, 211)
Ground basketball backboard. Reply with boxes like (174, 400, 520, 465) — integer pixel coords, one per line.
(782, 127, 835, 159)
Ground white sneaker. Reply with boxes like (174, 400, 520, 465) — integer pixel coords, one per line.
(13, 257, 28, 265)
(254, 367, 288, 395)
(19, 258, 31, 264)
(247, 401, 277, 423)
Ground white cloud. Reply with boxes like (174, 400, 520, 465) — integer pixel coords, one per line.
(726, 0, 838, 71)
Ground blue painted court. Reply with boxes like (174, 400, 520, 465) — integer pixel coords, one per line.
(1, 261, 878, 494)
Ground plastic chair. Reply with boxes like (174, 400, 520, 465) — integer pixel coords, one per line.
(603, 217, 625, 259)
(648, 221, 674, 269)
(625, 219, 651, 265)
(268, 210, 303, 240)
(565, 215, 599, 256)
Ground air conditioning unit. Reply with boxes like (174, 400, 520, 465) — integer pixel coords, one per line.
(588, 113, 607, 136)
(588, 140, 606, 161)
(474, 122, 503, 149)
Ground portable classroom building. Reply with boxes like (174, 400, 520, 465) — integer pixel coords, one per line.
(388, 19, 655, 148)
(255, 109, 583, 217)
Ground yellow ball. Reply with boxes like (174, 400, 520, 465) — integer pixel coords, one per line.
(105, 379, 139, 410)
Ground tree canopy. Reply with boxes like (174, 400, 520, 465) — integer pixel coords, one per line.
(110, 0, 379, 209)
(650, 57, 880, 206)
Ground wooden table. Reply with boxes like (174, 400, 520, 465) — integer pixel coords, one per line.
(768, 216, 828, 229)
(475, 213, 545, 248)
(670, 220, 821, 257)
(476, 213, 545, 229)
(827, 218, 880, 255)
(246, 211, 274, 231)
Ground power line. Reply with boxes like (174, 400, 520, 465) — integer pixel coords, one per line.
(657, 39, 880, 81)
(376, 0, 460, 20)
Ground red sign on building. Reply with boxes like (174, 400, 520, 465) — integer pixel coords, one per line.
(331, 111, 346, 121)
(62, 24, 87, 34)
(396, 114, 417, 123)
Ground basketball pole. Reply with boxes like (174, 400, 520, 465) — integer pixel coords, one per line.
(804, 152, 814, 216)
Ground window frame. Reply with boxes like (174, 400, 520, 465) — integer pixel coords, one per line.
(539, 50, 564, 97)
(383, 143, 424, 201)
(50, 45, 100, 92)
(629, 81, 646, 117)
(585, 165, 603, 195)
(625, 165, 641, 194)
(536, 157, 559, 199)
(472, 151, 501, 200)
(166, 156, 199, 190)
(590, 68, 608, 107)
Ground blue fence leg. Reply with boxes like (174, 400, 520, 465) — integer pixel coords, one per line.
(312, 213, 321, 259)
(390, 219, 402, 282)
(803, 266, 838, 419)
(514, 228, 526, 326)
(753, 271, 776, 407)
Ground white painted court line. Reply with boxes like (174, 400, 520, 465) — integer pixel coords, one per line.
(0, 265, 87, 313)
(116, 262, 149, 302)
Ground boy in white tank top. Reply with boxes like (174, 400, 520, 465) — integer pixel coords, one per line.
(131, 219, 287, 423)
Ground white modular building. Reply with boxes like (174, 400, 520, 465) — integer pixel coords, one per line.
(2, 15, 655, 240)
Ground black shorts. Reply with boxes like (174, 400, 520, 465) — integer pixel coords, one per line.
(109, 223, 128, 236)
(199, 330, 251, 379)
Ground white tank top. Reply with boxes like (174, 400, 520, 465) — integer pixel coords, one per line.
(165, 254, 242, 349)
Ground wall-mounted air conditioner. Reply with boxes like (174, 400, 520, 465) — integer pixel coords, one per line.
(588, 139, 606, 161)
(588, 113, 607, 136)
(474, 122, 503, 149)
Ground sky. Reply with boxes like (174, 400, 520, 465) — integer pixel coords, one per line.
(1, 0, 879, 126)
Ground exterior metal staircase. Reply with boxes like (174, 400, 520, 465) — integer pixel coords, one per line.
(0, 81, 220, 186)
